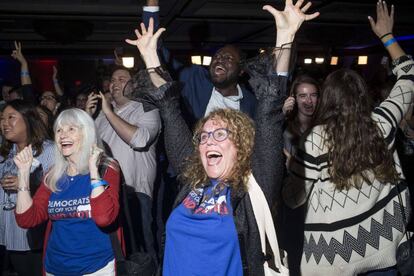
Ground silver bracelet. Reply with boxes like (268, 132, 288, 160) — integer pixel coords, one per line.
(17, 186, 30, 192)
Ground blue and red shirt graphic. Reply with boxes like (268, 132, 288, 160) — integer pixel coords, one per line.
(48, 196, 91, 220)
(45, 174, 113, 275)
(182, 180, 230, 214)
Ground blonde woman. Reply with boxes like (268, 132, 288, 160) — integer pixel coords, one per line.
(14, 108, 121, 275)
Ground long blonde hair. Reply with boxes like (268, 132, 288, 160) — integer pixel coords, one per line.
(45, 108, 97, 192)
(181, 109, 255, 192)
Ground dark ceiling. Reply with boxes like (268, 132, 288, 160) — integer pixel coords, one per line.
(0, 0, 413, 58)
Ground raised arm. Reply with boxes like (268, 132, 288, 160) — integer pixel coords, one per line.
(143, 0, 186, 72)
(125, 18, 193, 174)
(264, 0, 319, 72)
(144, 0, 160, 32)
(368, 1, 404, 61)
(369, 1, 414, 145)
(11, 41, 32, 86)
(126, 18, 166, 87)
(52, 66, 64, 96)
(98, 89, 161, 149)
(250, 0, 319, 204)
(14, 145, 34, 214)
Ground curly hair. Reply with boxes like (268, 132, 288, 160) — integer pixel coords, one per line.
(314, 69, 399, 190)
(181, 109, 255, 192)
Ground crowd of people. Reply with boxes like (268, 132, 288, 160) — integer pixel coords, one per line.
(0, 0, 413, 275)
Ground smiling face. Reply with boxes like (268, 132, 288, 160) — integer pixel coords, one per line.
(109, 69, 131, 106)
(0, 106, 27, 144)
(295, 83, 319, 117)
(198, 118, 237, 180)
(209, 45, 242, 90)
(55, 124, 83, 162)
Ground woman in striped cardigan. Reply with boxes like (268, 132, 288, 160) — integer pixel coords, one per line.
(283, 2, 414, 275)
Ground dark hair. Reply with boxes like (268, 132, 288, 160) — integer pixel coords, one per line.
(36, 105, 55, 138)
(8, 86, 24, 100)
(0, 81, 15, 97)
(0, 100, 50, 160)
(313, 69, 399, 190)
(218, 44, 247, 66)
(40, 90, 59, 99)
(40, 90, 65, 115)
(111, 66, 133, 77)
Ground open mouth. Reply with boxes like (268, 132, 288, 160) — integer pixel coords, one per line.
(60, 141, 73, 150)
(206, 151, 223, 166)
(303, 105, 314, 112)
(112, 86, 122, 93)
(214, 65, 226, 75)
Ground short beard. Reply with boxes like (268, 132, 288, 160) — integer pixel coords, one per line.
(211, 70, 240, 90)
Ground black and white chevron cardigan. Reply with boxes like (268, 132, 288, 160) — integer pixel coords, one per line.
(283, 55, 414, 276)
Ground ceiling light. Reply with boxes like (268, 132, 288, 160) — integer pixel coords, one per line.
(330, 56, 338, 65)
(202, 56, 212, 66)
(315, 57, 324, 64)
(191, 56, 202, 65)
(304, 58, 312, 64)
(122, 57, 134, 68)
(358, 56, 368, 65)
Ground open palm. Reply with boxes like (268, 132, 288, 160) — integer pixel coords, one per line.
(125, 18, 165, 58)
(263, 0, 319, 35)
(368, 1, 394, 38)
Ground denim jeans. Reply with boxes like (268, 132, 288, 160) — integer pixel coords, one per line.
(359, 266, 398, 276)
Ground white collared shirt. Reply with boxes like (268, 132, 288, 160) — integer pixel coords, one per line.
(204, 85, 243, 117)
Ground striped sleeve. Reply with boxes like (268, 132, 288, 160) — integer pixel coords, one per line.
(39, 140, 56, 174)
(372, 58, 414, 147)
(283, 127, 329, 208)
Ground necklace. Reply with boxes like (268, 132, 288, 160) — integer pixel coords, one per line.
(66, 166, 78, 181)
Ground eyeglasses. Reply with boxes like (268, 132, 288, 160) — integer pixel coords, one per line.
(40, 95, 56, 101)
(196, 128, 231, 145)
